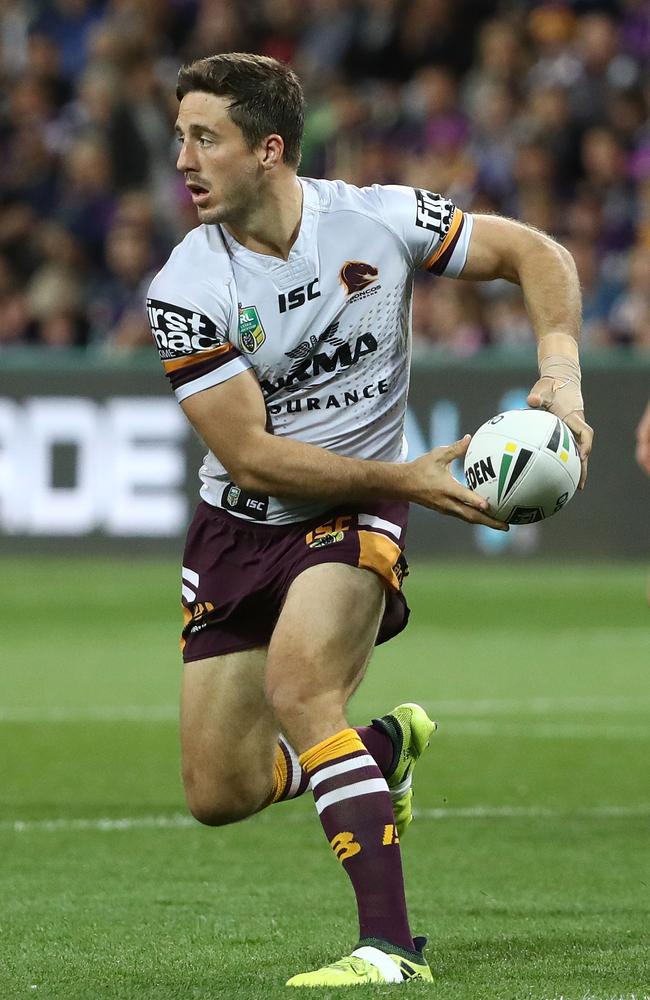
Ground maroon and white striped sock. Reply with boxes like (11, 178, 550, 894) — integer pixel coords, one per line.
(271, 726, 393, 803)
(299, 727, 414, 951)
(270, 734, 312, 803)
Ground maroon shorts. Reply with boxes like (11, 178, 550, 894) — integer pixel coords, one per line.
(180, 500, 411, 661)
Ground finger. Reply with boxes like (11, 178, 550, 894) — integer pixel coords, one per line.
(444, 498, 509, 531)
(636, 444, 650, 476)
(563, 415, 593, 489)
(571, 430, 589, 490)
(578, 453, 588, 490)
(448, 479, 491, 512)
(564, 412, 593, 451)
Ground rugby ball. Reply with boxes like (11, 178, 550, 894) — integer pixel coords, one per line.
(464, 409, 581, 524)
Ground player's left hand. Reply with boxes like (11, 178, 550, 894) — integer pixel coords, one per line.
(527, 379, 593, 490)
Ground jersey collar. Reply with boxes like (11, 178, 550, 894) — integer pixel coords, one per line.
(219, 178, 319, 274)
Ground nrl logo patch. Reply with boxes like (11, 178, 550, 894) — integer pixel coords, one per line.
(238, 304, 266, 354)
(226, 485, 241, 508)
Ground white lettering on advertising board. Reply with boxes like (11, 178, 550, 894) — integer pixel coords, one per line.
(0, 397, 188, 536)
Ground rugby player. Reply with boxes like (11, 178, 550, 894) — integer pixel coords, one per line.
(146, 53, 593, 987)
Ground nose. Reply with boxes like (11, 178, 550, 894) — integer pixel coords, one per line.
(176, 138, 198, 173)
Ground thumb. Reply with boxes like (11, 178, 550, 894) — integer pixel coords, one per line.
(528, 378, 552, 410)
(444, 434, 471, 462)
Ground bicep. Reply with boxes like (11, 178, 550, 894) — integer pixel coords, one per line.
(180, 368, 268, 474)
(459, 214, 525, 282)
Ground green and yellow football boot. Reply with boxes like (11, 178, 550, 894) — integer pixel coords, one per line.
(286, 936, 433, 987)
(373, 702, 437, 838)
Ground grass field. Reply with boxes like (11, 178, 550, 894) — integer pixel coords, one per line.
(2, 557, 649, 1000)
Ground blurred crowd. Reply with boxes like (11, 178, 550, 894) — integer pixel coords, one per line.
(0, 0, 649, 355)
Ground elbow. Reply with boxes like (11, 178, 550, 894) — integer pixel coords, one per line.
(511, 229, 577, 284)
(216, 430, 272, 495)
(556, 240, 579, 280)
(223, 453, 269, 495)
(233, 466, 269, 494)
(537, 230, 577, 275)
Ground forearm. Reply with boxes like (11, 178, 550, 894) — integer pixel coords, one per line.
(204, 423, 503, 525)
(465, 215, 582, 355)
(510, 227, 585, 417)
(181, 378, 503, 526)
(518, 238, 582, 348)
(182, 375, 413, 502)
(224, 428, 412, 502)
(512, 233, 582, 350)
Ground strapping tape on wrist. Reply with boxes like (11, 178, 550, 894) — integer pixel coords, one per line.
(538, 354, 583, 420)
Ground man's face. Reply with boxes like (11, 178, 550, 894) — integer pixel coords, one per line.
(175, 91, 261, 225)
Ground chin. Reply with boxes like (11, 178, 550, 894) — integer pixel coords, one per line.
(196, 206, 222, 224)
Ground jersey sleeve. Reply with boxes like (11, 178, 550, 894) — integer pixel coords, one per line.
(146, 274, 250, 403)
(372, 184, 473, 277)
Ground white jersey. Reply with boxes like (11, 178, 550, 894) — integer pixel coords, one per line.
(147, 178, 473, 523)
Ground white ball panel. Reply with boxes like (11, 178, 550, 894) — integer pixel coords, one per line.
(464, 409, 579, 524)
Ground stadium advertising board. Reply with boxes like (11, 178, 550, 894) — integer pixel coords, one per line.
(0, 356, 647, 557)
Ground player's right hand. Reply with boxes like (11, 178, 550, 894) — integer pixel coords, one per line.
(635, 401, 650, 476)
(407, 435, 509, 531)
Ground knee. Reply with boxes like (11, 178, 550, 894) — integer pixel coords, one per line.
(186, 797, 249, 827)
(265, 672, 346, 746)
(182, 770, 265, 827)
(266, 674, 315, 727)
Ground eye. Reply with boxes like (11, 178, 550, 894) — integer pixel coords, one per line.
(198, 135, 213, 148)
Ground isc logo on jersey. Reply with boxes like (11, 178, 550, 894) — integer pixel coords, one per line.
(146, 298, 226, 359)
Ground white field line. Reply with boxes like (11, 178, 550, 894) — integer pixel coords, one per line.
(7, 814, 196, 833)
(414, 804, 650, 820)
(2, 695, 650, 724)
(420, 695, 650, 715)
(0, 705, 178, 722)
(4, 804, 650, 835)
(446, 721, 650, 740)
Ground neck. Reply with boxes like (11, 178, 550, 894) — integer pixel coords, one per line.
(224, 174, 303, 261)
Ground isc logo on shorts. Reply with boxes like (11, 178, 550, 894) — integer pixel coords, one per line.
(306, 515, 351, 548)
(147, 298, 226, 359)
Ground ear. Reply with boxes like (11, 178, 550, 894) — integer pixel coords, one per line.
(260, 134, 285, 170)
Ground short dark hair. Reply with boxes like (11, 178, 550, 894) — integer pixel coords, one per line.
(176, 52, 304, 168)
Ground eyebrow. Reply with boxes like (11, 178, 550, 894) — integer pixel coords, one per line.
(174, 123, 221, 138)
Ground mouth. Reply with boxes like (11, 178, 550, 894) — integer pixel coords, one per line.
(186, 181, 211, 206)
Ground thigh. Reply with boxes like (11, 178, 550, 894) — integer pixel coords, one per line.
(288, 501, 411, 646)
(266, 563, 386, 752)
(181, 647, 278, 821)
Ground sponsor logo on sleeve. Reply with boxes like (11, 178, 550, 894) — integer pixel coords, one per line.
(147, 299, 226, 359)
(414, 189, 453, 237)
